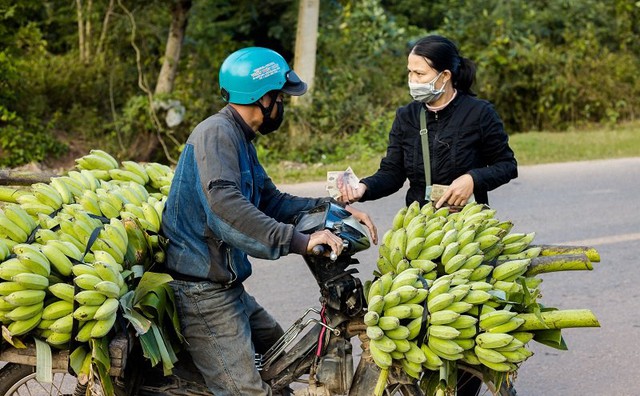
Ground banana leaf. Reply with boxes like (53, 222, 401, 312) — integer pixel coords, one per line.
(1, 326, 26, 348)
(533, 329, 568, 350)
(91, 337, 114, 396)
(34, 338, 52, 383)
(119, 271, 184, 375)
(120, 290, 152, 335)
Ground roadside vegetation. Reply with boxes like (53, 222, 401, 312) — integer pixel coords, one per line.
(0, 0, 638, 175)
(265, 120, 640, 184)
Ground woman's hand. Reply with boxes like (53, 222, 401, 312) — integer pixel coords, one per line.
(436, 174, 475, 208)
(337, 177, 367, 204)
(345, 205, 378, 245)
(307, 229, 344, 257)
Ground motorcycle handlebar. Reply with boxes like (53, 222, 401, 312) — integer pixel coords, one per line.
(311, 240, 349, 261)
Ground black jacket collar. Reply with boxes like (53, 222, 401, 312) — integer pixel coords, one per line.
(222, 105, 257, 142)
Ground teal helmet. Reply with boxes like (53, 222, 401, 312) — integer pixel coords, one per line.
(219, 47, 307, 104)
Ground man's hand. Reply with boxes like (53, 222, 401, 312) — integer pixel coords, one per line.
(345, 205, 378, 245)
(436, 174, 474, 208)
(307, 229, 344, 257)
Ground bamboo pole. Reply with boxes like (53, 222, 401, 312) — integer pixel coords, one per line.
(0, 170, 57, 186)
(525, 253, 593, 276)
(532, 244, 601, 262)
(517, 309, 600, 331)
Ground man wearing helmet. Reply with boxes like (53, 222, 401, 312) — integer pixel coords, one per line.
(160, 47, 377, 395)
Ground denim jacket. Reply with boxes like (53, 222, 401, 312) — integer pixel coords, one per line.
(161, 106, 329, 285)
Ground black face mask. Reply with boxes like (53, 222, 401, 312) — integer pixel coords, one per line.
(259, 101, 284, 135)
(257, 92, 284, 135)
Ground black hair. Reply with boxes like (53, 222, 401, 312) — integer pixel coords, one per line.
(411, 35, 476, 96)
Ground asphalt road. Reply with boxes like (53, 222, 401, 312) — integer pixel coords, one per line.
(245, 157, 640, 396)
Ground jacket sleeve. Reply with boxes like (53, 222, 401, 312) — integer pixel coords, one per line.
(192, 123, 304, 260)
(360, 107, 409, 201)
(467, 104, 518, 192)
(258, 173, 331, 223)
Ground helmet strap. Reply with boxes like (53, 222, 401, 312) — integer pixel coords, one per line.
(255, 91, 279, 119)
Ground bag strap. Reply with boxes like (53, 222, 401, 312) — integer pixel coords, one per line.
(419, 107, 432, 200)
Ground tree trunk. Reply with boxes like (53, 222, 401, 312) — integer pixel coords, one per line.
(154, 0, 192, 95)
(76, 0, 85, 62)
(97, 0, 115, 56)
(291, 0, 319, 107)
(85, 0, 93, 60)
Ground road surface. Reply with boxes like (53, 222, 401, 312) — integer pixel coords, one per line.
(246, 157, 640, 396)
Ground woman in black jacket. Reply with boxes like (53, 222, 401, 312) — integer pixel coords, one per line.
(339, 35, 517, 208)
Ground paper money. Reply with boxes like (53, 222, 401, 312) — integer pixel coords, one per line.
(326, 167, 360, 200)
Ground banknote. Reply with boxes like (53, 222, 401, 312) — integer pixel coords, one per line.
(326, 167, 359, 199)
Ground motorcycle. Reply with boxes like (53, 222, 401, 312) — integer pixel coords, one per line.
(0, 202, 515, 395)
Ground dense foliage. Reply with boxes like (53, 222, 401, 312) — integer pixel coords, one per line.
(0, 0, 638, 167)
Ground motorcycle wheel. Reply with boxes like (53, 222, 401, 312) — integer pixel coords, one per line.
(0, 363, 80, 396)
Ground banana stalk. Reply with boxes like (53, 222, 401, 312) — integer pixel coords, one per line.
(373, 367, 389, 396)
(524, 254, 592, 276)
(517, 309, 600, 331)
(531, 244, 600, 262)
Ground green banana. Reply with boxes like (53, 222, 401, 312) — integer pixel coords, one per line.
(427, 292, 455, 313)
(75, 290, 108, 306)
(391, 207, 408, 230)
(429, 310, 460, 325)
(421, 343, 444, 368)
(6, 302, 44, 321)
(0, 258, 29, 281)
(404, 342, 427, 364)
(428, 336, 464, 358)
(475, 332, 514, 349)
(428, 325, 460, 340)
(4, 289, 46, 306)
(448, 314, 478, 329)
(385, 325, 410, 340)
(366, 325, 384, 341)
(369, 340, 393, 369)
(7, 311, 43, 335)
(486, 317, 525, 333)
(363, 311, 380, 326)
(479, 310, 517, 330)
(49, 313, 74, 333)
(11, 272, 49, 290)
(492, 259, 531, 281)
(42, 300, 74, 320)
(378, 316, 400, 331)
(75, 320, 97, 342)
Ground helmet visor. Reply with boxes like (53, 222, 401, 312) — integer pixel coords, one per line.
(281, 70, 308, 96)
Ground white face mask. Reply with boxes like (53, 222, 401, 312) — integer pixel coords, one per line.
(408, 72, 445, 103)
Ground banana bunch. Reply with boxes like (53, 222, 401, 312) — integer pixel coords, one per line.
(0, 150, 172, 335)
(75, 149, 119, 173)
(367, 202, 548, 380)
(466, 305, 535, 371)
(0, 244, 50, 336)
(70, 257, 125, 342)
(365, 268, 430, 378)
(0, 204, 38, 244)
(144, 162, 174, 195)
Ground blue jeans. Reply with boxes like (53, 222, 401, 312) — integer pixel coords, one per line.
(171, 280, 284, 396)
